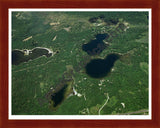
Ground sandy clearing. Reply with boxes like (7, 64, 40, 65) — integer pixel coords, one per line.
(63, 27, 71, 32)
(50, 22, 60, 26)
(23, 36, 32, 42)
(16, 13, 20, 17)
(52, 36, 57, 41)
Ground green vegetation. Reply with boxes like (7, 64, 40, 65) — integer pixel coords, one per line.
(12, 11, 149, 115)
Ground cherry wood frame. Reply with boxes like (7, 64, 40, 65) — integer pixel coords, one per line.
(0, 0, 160, 128)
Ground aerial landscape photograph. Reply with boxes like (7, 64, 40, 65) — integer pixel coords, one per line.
(10, 10, 150, 116)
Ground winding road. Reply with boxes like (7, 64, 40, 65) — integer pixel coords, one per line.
(98, 93, 109, 115)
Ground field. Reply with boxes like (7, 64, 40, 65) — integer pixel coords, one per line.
(11, 11, 149, 115)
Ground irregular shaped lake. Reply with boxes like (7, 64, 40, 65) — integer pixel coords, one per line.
(85, 54, 120, 78)
(12, 47, 53, 65)
(50, 79, 74, 109)
(51, 84, 68, 107)
(82, 34, 109, 55)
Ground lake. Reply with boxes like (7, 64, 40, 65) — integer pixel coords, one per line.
(12, 47, 53, 65)
(85, 54, 120, 78)
(82, 34, 109, 55)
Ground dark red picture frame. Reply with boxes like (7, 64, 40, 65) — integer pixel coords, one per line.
(0, 0, 160, 128)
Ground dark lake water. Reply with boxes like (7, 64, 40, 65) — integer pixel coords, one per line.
(51, 84, 68, 107)
(88, 15, 105, 23)
(12, 48, 52, 65)
(85, 54, 120, 78)
(82, 34, 109, 55)
(104, 19, 119, 25)
(89, 17, 99, 23)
